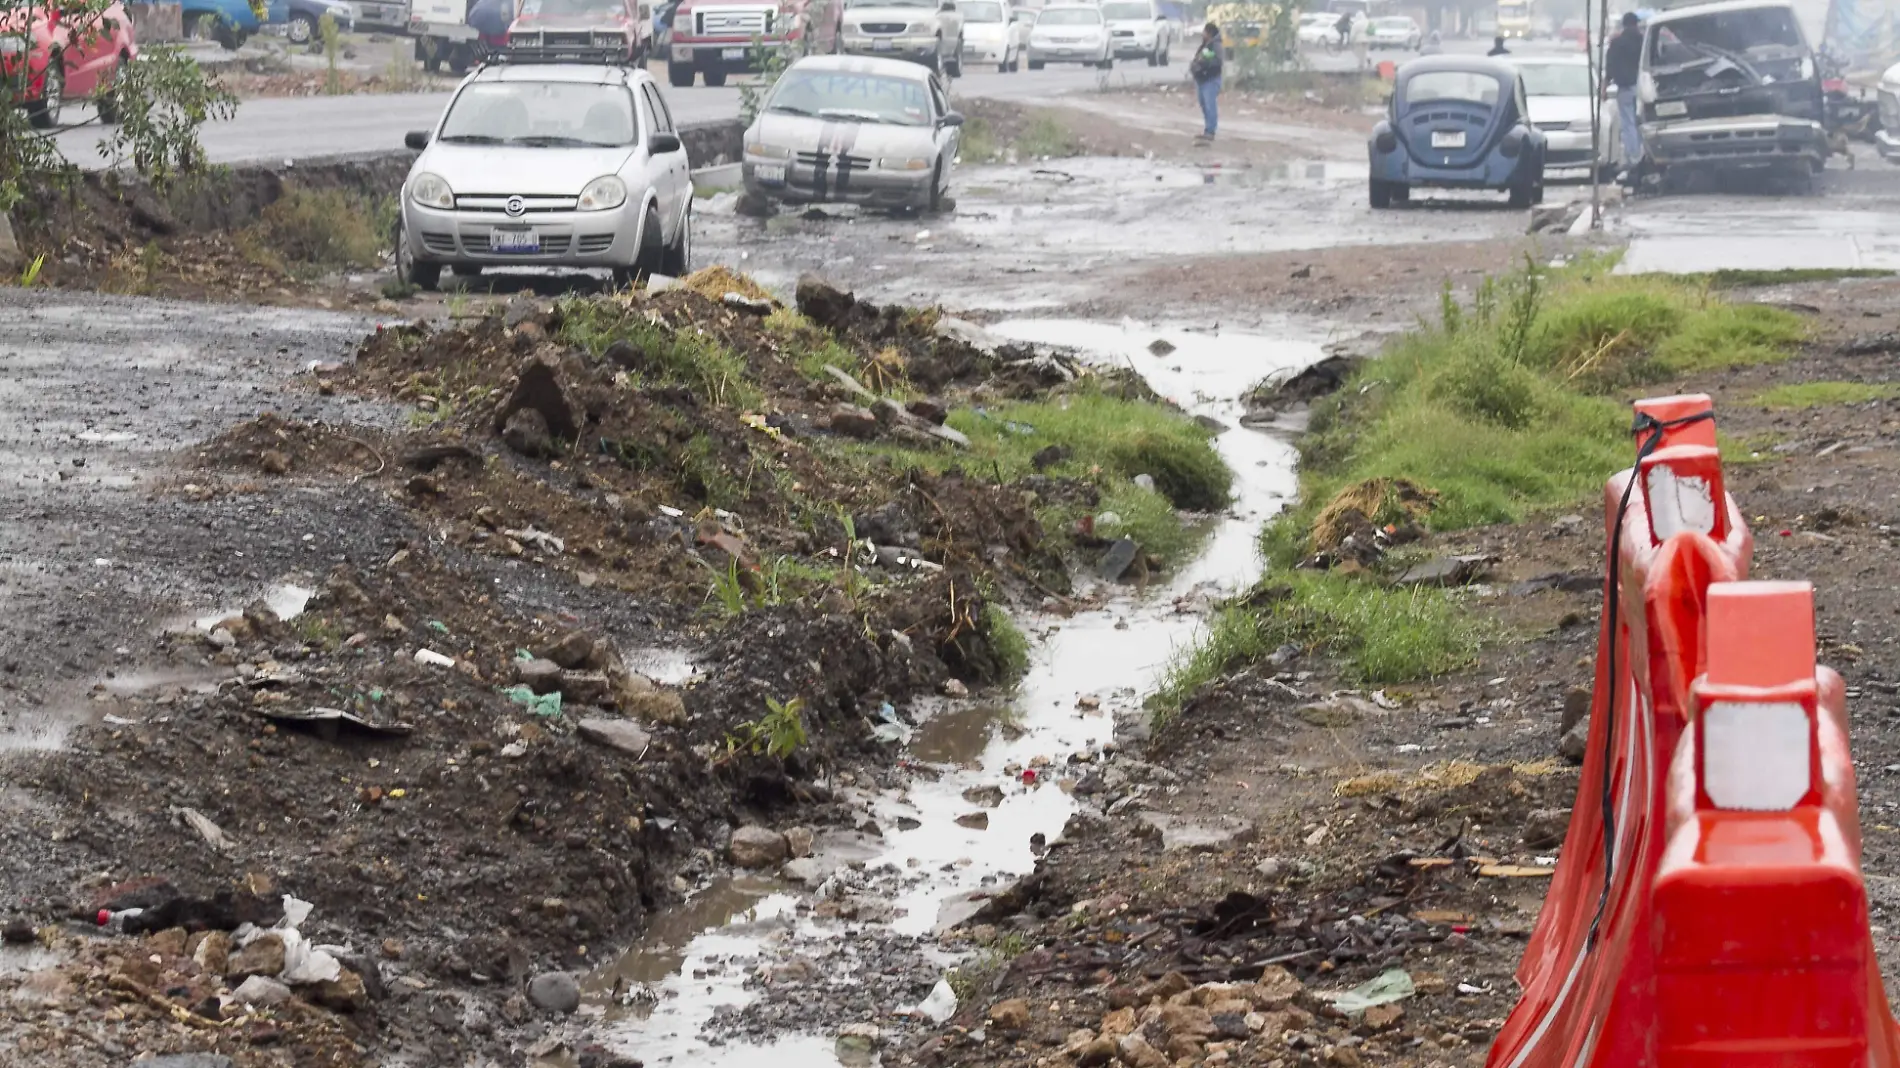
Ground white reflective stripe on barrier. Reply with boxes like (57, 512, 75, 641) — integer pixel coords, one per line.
(1645, 465, 1716, 540)
(1702, 701, 1810, 811)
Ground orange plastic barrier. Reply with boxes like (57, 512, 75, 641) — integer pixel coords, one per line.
(1485, 395, 1900, 1068)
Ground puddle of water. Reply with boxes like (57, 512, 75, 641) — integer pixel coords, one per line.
(623, 646, 698, 687)
(183, 582, 314, 633)
(589, 321, 1324, 1065)
(99, 666, 223, 698)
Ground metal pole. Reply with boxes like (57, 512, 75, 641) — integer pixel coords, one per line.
(1587, 0, 1607, 228)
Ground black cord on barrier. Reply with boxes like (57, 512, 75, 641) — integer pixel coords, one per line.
(1584, 407, 1714, 951)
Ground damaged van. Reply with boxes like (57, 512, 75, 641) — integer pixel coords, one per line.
(1639, 0, 1827, 180)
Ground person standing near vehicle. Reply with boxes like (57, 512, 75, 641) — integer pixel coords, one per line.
(1487, 33, 1509, 55)
(1191, 22, 1222, 141)
(1334, 10, 1352, 47)
(1420, 28, 1442, 54)
(1605, 11, 1644, 184)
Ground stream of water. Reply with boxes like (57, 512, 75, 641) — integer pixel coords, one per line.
(569, 319, 1327, 1067)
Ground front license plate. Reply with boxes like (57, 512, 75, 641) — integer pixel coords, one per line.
(873, 38, 893, 50)
(722, 47, 747, 59)
(1656, 100, 1688, 117)
(1430, 130, 1466, 149)
(491, 228, 540, 253)
(754, 164, 786, 184)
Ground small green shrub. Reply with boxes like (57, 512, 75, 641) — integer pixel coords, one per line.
(247, 188, 387, 271)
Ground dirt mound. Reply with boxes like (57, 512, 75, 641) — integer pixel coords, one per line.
(194, 411, 390, 479)
(682, 265, 778, 304)
(1308, 477, 1436, 566)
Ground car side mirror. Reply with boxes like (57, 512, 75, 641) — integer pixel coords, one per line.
(941, 111, 965, 127)
(405, 130, 430, 150)
(651, 131, 684, 154)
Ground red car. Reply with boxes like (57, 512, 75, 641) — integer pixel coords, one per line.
(2, 0, 137, 129)
(507, 0, 654, 61)
(1558, 17, 1586, 46)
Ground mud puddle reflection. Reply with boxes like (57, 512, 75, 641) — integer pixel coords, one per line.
(578, 321, 1324, 1066)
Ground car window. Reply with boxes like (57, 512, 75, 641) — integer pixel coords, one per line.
(1515, 62, 1591, 95)
(959, 0, 1004, 20)
(765, 69, 933, 126)
(642, 83, 675, 132)
(1648, 7, 1804, 65)
(929, 75, 948, 118)
(1037, 7, 1100, 24)
(1405, 70, 1505, 107)
(1101, 2, 1149, 19)
(439, 81, 641, 146)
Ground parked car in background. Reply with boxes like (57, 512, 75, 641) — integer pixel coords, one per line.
(1366, 15, 1420, 48)
(1367, 56, 1546, 208)
(741, 54, 962, 212)
(3, 0, 136, 127)
(1529, 13, 1554, 36)
(267, 0, 355, 44)
(510, 0, 655, 61)
(1100, 0, 1173, 65)
(1026, 2, 1109, 67)
(397, 58, 693, 289)
(350, 0, 408, 33)
(839, 0, 964, 76)
(182, 0, 262, 48)
(1507, 53, 1618, 178)
(1558, 17, 1586, 46)
(1638, 0, 1826, 183)
(1879, 59, 1900, 162)
(957, 0, 1027, 72)
(668, 0, 842, 87)
(1206, 0, 1270, 54)
(1295, 10, 1334, 45)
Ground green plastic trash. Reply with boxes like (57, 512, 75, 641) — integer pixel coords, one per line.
(500, 685, 562, 717)
(1321, 969, 1414, 1015)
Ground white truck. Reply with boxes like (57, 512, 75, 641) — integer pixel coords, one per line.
(409, 0, 486, 73)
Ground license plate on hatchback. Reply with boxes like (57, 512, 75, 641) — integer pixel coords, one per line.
(722, 47, 747, 59)
(1430, 130, 1466, 149)
(754, 164, 786, 184)
(491, 229, 540, 253)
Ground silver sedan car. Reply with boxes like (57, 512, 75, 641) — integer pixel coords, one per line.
(395, 58, 693, 290)
(741, 55, 963, 213)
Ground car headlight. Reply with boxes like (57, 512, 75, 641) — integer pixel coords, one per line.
(907, 20, 930, 32)
(842, 20, 859, 32)
(746, 142, 791, 159)
(514, 32, 541, 46)
(410, 172, 453, 209)
(577, 175, 627, 211)
(880, 157, 930, 171)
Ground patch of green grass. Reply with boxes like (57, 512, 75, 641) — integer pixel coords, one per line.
(1149, 606, 1270, 716)
(561, 302, 760, 409)
(1684, 267, 1894, 289)
(958, 116, 1001, 163)
(983, 602, 1030, 683)
(242, 188, 388, 273)
(764, 306, 859, 382)
(1752, 380, 1900, 410)
(1015, 114, 1078, 159)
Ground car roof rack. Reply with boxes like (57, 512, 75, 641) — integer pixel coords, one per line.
(483, 44, 640, 67)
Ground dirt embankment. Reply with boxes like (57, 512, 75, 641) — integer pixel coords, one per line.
(901, 274, 1900, 1068)
(0, 270, 1230, 1066)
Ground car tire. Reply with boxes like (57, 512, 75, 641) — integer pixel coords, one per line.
(634, 205, 666, 277)
(420, 40, 444, 73)
(669, 62, 695, 87)
(287, 12, 317, 44)
(662, 202, 692, 275)
(1507, 178, 1534, 209)
(1368, 178, 1392, 209)
(26, 57, 62, 131)
(95, 54, 126, 124)
(998, 57, 1009, 73)
(214, 21, 242, 50)
(395, 222, 441, 291)
(1028, 59, 1043, 69)
(704, 69, 727, 86)
(927, 160, 945, 213)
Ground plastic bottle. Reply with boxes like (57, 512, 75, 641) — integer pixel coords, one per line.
(95, 908, 144, 933)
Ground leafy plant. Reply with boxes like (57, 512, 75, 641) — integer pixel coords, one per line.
(320, 13, 343, 95)
(705, 558, 748, 616)
(17, 254, 45, 287)
(724, 696, 808, 762)
(738, 33, 794, 125)
(97, 44, 239, 188)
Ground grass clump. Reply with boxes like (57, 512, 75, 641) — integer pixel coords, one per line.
(958, 116, 1001, 163)
(1687, 267, 1894, 289)
(561, 301, 761, 409)
(1015, 114, 1078, 159)
(1753, 380, 1900, 409)
(982, 602, 1031, 683)
(243, 188, 387, 272)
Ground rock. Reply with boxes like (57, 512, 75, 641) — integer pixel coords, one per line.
(1165, 1033, 1208, 1061)
(1031, 444, 1071, 470)
(823, 364, 876, 400)
(1560, 718, 1589, 764)
(193, 930, 232, 975)
(495, 357, 578, 442)
(559, 670, 614, 705)
(1551, 513, 1588, 536)
(1158, 1003, 1217, 1039)
(1101, 1006, 1138, 1036)
(1360, 1002, 1406, 1032)
(962, 784, 1004, 808)
(577, 718, 652, 758)
(872, 397, 917, 427)
(1, 921, 33, 945)
(1247, 354, 1362, 417)
(1098, 537, 1141, 581)
(138, 1057, 234, 1068)
(1523, 807, 1571, 849)
(1561, 686, 1591, 735)
(795, 275, 857, 330)
(231, 975, 292, 1007)
(1075, 1037, 1119, 1067)
(784, 826, 815, 858)
(942, 678, 969, 697)
(311, 968, 369, 1012)
(541, 630, 599, 669)
(1144, 971, 1192, 1001)
(380, 938, 404, 959)
(907, 398, 949, 425)
(729, 825, 790, 868)
(146, 926, 188, 957)
(1297, 696, 1379, 727)
(954, 811, 990, 830)
(206, 627, 237, 651)
(1393, 553, 1497, 588)
(259, 449, 291, 475)
(514, 658, 563, 694)
(1325, 1045, 1365, 1067)
(11, 969, 74, 1009)
(828, 403, 880, 439)
(1212, 1011, 1252, 1040)
(502, 406, 554, 458)
(723, 292, 774, 315)
(1119, 1034, 1170, 1068)
(527, 971, 582, 1014)
(929, 424, 971, 448)
(226, 934, 286, 981)
(988, 997, 1031, 1031)
(1148, 338, 1176, 355)
(1252, 966, 1305, 1009)
(1137, 813, 1252, 853)
(626, 690, 687, 726)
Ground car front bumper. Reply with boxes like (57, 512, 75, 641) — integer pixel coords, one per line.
(1641, 115, 1826, 168)
(402, 202, 644, 267)
(670, 41, 787, 72)
(1027, 43, 1103, 63)
(1876, 128, 1900, 163)
(841, 34, 937, 60)
(1541, 129, 1609, 171)
(743, 158, 932, 208)
(1110, 34, 1157, 55)
(963, 36, 1009, 61)
(1371, 148, 1539, 190)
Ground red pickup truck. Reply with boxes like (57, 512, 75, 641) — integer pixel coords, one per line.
(665, 0, 840, 86)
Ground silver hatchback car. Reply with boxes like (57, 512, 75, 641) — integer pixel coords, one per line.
(396, 57, 693, 289)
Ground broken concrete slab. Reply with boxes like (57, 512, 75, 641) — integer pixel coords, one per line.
(1137, 813, 1254, 853)
(576, 718, 652, 758)
(1392, 553, 1497, 588)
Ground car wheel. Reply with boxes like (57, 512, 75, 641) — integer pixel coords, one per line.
(287, 12, 317, 44)
(704, 69, 727, 86)
(95, 54, 126, 124)
(662, 202, 693, 276)
(1368, 178, 1392, 209)
(448, 44, 475, 74)
(214, 20, 242, 49)
(668, 62, 695, 87)
(26, 57, 63, 131)
(1391, 183, 1409, 205)
(420, 39, 444, 73)
(635, 205, 666, 276)
(927, 160, 945, 213)
(1028, 58, 1043, 69)
(1507, 178, 1533, 209)
(998, 58, 1009, 73)
(396, 222, 441, 291)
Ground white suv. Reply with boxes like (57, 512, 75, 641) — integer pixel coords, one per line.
(1099, 0, 1173, 65)
(395, 57, 693, 290)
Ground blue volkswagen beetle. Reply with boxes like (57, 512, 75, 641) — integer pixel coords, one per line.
(1368, 55, 1547, 209)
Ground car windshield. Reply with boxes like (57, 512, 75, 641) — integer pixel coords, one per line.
(959, 0, 1004, 20)
(1649, 7, 1804, 65)
(1515, 61, 1591, 95)
(518, 0, 624, 16)
(1406, 69, 1505, 106)
(1101, 2, 1148, 19)
(439, 81, 639, 146)
(1037, 8, 1100, 24)
(765, 69, 933, 126)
